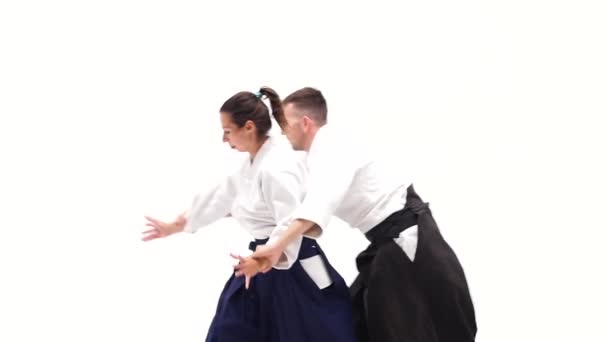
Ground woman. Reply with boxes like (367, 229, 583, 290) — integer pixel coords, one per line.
(141, 87, 356, 342)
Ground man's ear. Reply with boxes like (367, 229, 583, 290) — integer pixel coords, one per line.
(302, 116, 313, 130)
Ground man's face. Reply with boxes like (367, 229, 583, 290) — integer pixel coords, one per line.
(281, 103, 307, 151)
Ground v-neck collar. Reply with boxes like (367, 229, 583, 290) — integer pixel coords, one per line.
(246, 135, 274, 176)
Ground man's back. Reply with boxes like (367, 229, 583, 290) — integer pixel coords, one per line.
(297, 125, 409, 234)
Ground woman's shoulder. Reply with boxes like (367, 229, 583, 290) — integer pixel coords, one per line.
(260, 135, 307, 175)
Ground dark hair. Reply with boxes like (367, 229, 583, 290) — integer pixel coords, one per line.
(282, 87, 327, 125)
(219, 87, 283, 138)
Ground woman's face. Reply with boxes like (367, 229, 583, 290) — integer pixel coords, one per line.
(220, 111, 254, 152)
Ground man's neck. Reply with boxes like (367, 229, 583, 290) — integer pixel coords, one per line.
(304, 124, 323, 152)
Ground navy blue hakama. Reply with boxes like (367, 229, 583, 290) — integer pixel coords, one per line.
(205, 237, 356, 342)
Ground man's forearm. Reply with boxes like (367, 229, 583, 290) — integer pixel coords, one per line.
(275, 219, 318, 250)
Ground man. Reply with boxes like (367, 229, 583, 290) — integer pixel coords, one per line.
(235, 87, 477, 342)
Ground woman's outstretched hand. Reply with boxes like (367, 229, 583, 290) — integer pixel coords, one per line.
(141, 214, 186, 241)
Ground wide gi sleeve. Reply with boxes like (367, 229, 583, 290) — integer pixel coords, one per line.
(291, 145, 358, 237)
(183, 172, 239, 233)
(261, 165, 306, 269)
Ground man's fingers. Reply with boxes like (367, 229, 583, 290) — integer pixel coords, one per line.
(233, 261, 247, 273)
(249, 258, 271, 273)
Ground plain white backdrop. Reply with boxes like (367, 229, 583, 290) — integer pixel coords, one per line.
(1, 1, 607, 341)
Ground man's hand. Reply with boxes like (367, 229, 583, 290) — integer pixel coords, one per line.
(231, 254, 270, 289)
(248, 242, 285, 273)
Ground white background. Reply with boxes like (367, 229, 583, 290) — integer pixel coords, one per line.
(1, 1, 607, 341)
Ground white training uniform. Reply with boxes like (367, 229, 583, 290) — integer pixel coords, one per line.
(282, 125, 419, 261)
(183, 135, 313, 270)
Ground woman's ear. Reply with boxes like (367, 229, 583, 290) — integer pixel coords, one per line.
(244, 119, 256, 133)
